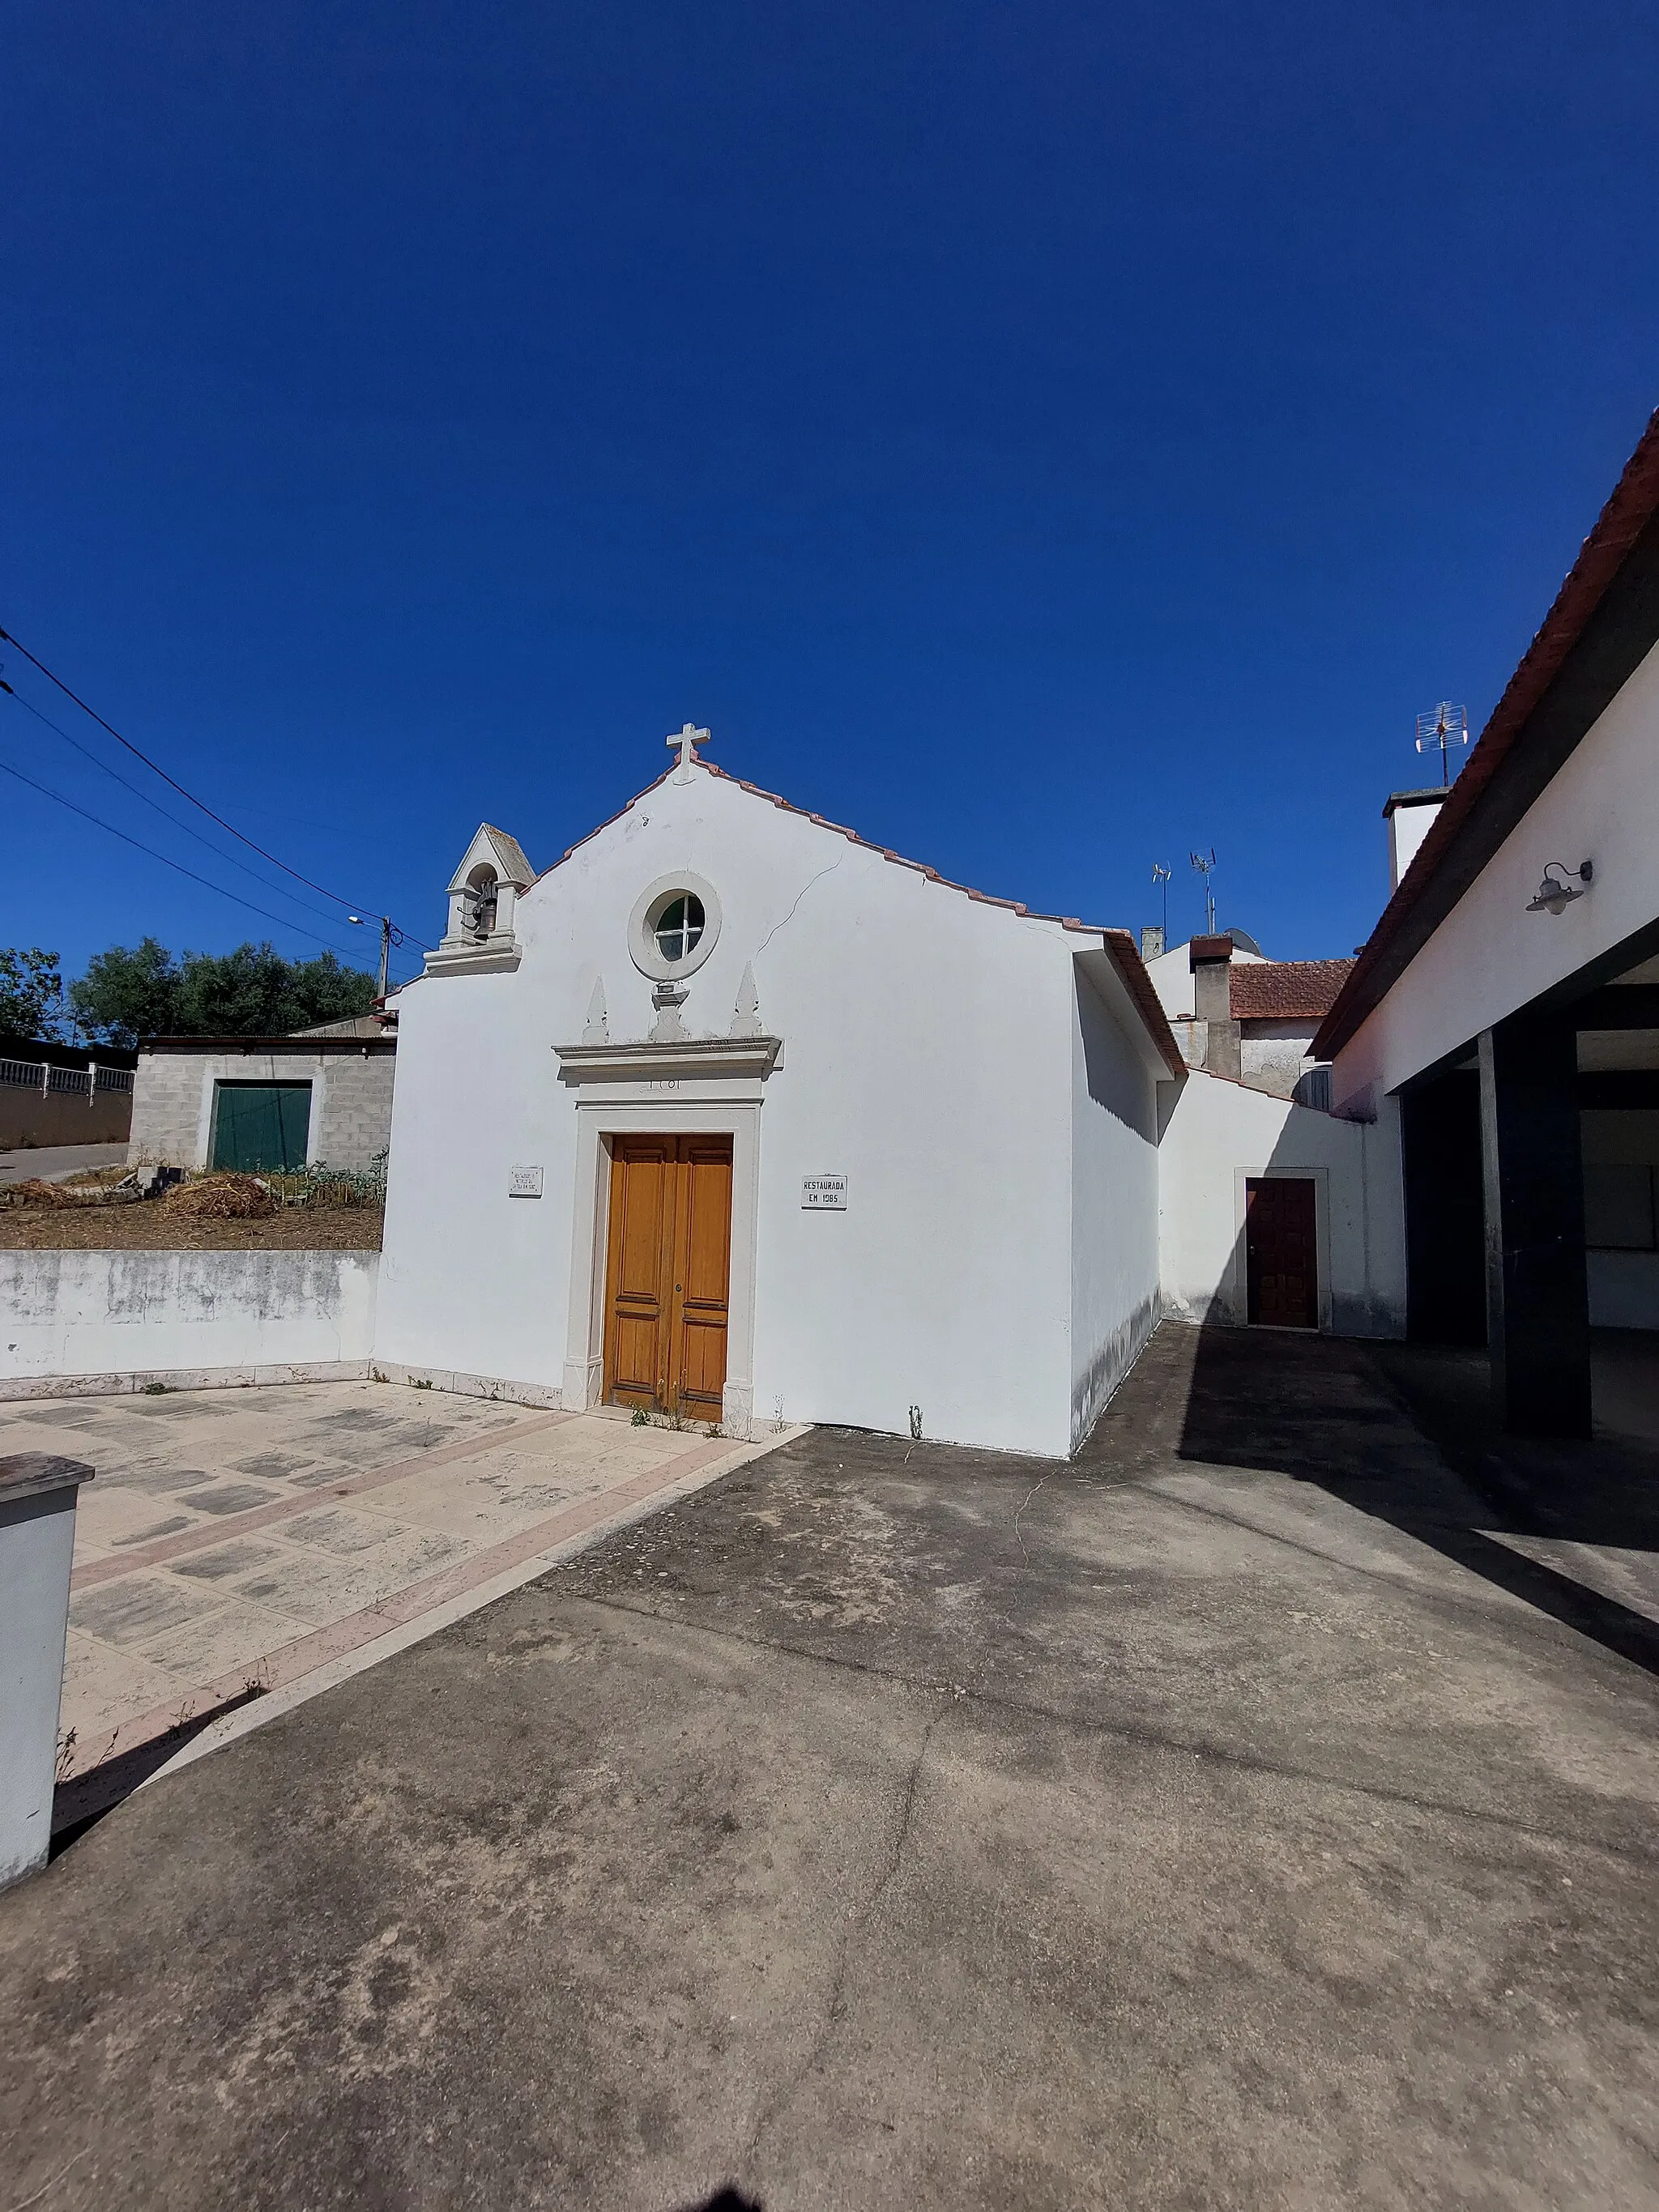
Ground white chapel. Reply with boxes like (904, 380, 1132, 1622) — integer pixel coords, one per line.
(374, 725, 1210, 1455)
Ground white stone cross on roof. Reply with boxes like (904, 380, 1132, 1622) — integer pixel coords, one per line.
(667, 721, 711, 779)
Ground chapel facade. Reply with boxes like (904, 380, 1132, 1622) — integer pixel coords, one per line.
(375, 727, 1188, 1456)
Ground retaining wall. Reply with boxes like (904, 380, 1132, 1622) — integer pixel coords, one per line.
(0, 1250, 380, 1396)
(0, 1089, 132, 1149)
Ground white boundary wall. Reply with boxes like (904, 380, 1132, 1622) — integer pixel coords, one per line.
(1158, 1071, 1405, 1336)
(1069, 965, 1161, 1447)
(0, 1251, 379, 1395)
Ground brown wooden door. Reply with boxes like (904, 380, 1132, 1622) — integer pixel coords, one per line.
(603, 1135, 733, 1417)
(1246, 1177, 1318, 1328)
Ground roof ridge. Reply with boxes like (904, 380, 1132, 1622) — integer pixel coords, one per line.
(526, 752, 1183, 1073)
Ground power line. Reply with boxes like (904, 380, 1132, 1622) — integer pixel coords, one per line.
(0, 752, 410, 970)
(0, 623, 430, 948)
(1, 681, 367, 938)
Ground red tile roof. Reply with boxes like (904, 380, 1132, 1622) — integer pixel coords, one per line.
(539, 755, 1186, 1077)
(1230, 960, 1356, 1022)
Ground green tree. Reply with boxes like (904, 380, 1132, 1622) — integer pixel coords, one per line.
(0, 948, 66, 1041)
(69, 940, 377, 1046)
(173, 945, 377, 1036)
(68, 940, 183, 1045)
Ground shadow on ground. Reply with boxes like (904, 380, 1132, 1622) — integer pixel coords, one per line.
(1170, 1323, 1659, 1677)
(3, 1321, 1657, 2211)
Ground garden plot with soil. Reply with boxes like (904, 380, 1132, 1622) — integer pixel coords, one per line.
(0, 1169, 384, 1251)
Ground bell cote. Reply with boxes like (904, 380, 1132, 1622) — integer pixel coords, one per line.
(425, 823, 536, 976)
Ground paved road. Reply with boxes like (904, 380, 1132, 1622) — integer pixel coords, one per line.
(0, 1142, 128, 1185)
(2, 1323, 1656, 2210)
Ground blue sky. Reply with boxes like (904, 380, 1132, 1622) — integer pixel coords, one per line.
(3, 0, 1656, 993)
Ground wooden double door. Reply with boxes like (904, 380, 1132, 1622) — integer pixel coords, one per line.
(1245, 1176, 1318, 1329)
(603, 1135, 733, 1419)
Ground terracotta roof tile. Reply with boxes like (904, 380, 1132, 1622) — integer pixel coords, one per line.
(1230, 960, 1356, 1021)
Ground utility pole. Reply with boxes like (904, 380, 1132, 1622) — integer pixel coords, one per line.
(348, 914, 402, 999)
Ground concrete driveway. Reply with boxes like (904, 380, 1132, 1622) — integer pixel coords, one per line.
(2, 1323, 1657, 2210)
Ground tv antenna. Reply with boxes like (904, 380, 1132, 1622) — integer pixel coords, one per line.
(1415, 701, 1468, 787)
(1151, 863, 1171, 936)
(1189, 848, 1218, 936)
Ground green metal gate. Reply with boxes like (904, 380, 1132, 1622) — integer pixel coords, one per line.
(209, 1082, 313, 1172)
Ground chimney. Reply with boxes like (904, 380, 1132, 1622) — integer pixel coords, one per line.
(1189, 936, 1240, 1078)
(1384, 790, 1445, 892)
(1140, 925, 1166, 961)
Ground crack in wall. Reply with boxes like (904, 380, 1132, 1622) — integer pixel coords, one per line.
(750, 858, 847, 965)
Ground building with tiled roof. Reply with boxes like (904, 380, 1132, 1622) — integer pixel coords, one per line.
(1226, 959, 1355, 1024)
(1143, 936, 1354, 1098)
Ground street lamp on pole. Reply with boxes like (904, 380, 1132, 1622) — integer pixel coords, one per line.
(347, 914, 403, 999)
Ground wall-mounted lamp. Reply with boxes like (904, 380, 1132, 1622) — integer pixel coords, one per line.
(1525, 860, 1593, 915)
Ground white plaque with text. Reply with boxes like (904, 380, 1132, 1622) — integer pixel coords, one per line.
(509, 1165, 544, 1198)
(801, 1174, 847, 1211)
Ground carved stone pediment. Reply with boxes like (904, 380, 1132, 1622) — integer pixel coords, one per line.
(553, 1037, 783, 1086)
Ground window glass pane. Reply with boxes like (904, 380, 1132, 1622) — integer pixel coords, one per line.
(653, 893, 705, 962)
(1583, 1162, 1657, 1250)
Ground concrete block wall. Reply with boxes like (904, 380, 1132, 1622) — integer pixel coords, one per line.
(314, 1055, 397, 1168)
(129, 1051, 396, 1170)
(126, 1055, 206, 1163)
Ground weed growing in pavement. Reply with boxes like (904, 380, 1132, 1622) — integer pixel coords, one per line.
(142, 1381, 170, 1396)
(54, 1727, 77, 1782)
(631, 1408, 650, 1426)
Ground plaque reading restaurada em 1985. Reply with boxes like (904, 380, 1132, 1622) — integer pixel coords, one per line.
(801, 1174, 847, 1210)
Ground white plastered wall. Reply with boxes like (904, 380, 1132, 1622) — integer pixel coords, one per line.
(1333, 636, 1659, 1105)
(1239, 1020, 1320, 1096)
(374, 767, 1158, 1455)
(0, 1251, 379, 1386)
(1069, 964, 1161, 1447)
(1158, 1070, 1405, 1335)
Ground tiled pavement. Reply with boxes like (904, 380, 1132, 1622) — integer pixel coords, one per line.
(0, 1379, 800, 1783)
